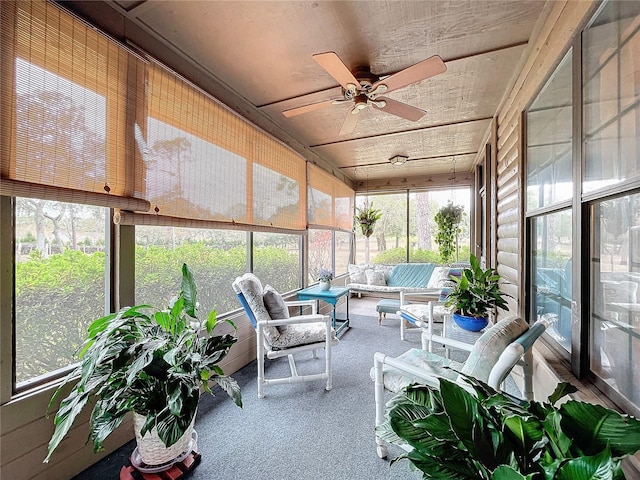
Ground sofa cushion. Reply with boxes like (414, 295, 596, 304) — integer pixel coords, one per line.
(427, 266, 450, 289)
(348, 264, 368, 284)
(386, 263, 436, 288)
(366, 268, 387, 286)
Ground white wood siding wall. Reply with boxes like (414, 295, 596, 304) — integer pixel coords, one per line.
(493, 0, 597, 317)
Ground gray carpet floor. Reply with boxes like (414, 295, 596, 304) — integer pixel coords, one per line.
(73, 313, 475, 480)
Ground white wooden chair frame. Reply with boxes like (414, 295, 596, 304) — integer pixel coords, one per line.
(373, 317, 550, 458)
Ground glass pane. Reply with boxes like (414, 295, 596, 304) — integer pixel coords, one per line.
(355, 193, 408, 265)
(526, 51, 573, 211)
(335, 230, 352, 278)
(135, 226, 246, 317)
(591, 193, 640, 407)
(308, 229, 333, 285)
(253, 232, 300, 294)
(410, 189, 471, 264)
(583, 1, 640, 193)
(15, 199, 107, 386)
(530, 209, 573, 353)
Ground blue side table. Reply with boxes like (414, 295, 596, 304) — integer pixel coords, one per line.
(297, 285, 350, 337)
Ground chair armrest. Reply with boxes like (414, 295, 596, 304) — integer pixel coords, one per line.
(424, 333, 475, 352)
(284, 299, 317, 314)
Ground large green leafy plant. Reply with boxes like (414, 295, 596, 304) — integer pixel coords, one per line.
(434, 201, 464, 264)
(44, 263, 242, 463)
(377, 376, 640, 479)
(445, 254, 510, 318)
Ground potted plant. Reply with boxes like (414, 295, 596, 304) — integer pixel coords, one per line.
(434, 201, 465, 264)
(44, 263, 242, 466)
(355, 201, 383, 263)
(445, 253, 510, 331)
(318, 267, 334, 291)
(377, 376, 640, 479)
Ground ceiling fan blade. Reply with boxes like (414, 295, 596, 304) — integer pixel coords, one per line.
(313, 52, 360, 91)
(372, 55, 446, 94)
(338, 109, 361, 136)
(282, 99, 336, 117)
(374, 97, 426, 122)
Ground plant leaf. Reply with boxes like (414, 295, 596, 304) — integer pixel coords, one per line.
(181, 263, 197, 318)
(560, 400, 640, 457)
(547, 382, 578, 405)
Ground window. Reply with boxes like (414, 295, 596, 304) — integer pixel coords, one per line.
(14, 199, 107, 387)
(526, 47, 574, 355)
(529, 210, 573, 353)
(253, 232, 301, 294)
(583, 1, 640, 194)
(591, 193, 640, 408)
(135, 226, 246, 317)
(583, 0, 640, 414)
(409, 189, 471, 263)
(526, 51, 573, 211)
(308, 229, 333, 285)
(354, 189, 470, 265)
(334, 230, 352, 278)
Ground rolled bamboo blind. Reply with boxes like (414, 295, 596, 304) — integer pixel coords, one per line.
(307, 163, 355, 231)
(1, 0, 147, 209)
(145, 62, 306, 230)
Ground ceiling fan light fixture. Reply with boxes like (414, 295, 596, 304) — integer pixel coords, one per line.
(389, 155, 409, 166)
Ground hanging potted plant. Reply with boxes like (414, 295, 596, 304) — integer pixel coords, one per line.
(444, 253, 511, 331)
(44, 264, 242, 468)
(434, 201, 464, 264)
(355, 201, 383, 263)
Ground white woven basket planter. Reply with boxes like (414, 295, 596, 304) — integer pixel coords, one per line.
(132, 411, 196, 466)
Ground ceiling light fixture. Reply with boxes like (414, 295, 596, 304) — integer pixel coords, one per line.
(389, 155, 408, 166)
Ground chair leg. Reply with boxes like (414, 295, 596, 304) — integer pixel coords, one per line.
(373, 352, 388, 459)
(257, 338, 266, 399)
(325, 334, 332, 391)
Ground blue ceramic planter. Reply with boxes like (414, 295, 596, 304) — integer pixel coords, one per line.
(452, 312, 489, 332)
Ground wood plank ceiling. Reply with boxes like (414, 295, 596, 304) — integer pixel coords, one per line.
(83, 1, 549, 186)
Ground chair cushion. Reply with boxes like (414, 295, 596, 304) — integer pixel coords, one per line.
(233, 273, 280, 344)
(271, 322, 339, 350)
(263, 285, 290, 320)
(461, 316, 528, 382)
(372, 348, 462, 393)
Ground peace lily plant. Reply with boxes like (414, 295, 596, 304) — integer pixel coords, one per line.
(377, 376, 640, 479)
(44, 264, 242, 463)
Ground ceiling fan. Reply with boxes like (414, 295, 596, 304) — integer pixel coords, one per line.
(282, 52, 447, 136)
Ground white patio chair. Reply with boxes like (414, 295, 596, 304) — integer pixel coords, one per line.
(232, 273, 338, 398)
(372, 315, 550, 458)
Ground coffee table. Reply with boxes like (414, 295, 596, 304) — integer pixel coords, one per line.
(297, 285, 350, 337)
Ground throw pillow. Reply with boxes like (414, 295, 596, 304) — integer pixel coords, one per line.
(426, 267, 450, 289)
(348, 264, 367, 284)
(263, 285, 290, 320)
(365, 268, 386, 286)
